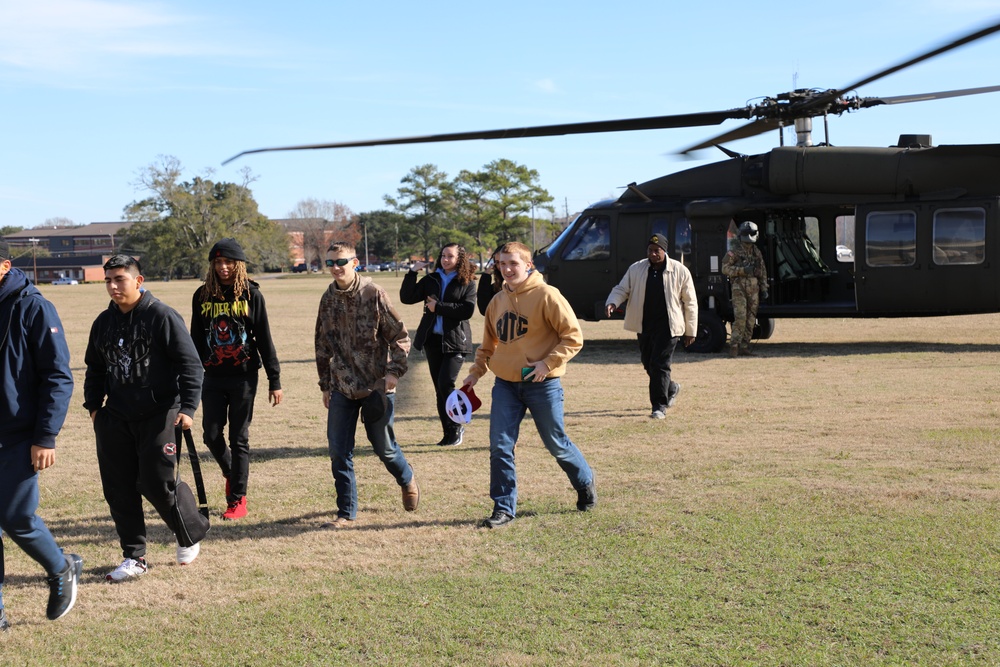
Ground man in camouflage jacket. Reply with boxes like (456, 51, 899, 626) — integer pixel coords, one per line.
(722, 222, 768, 357)
(314, 242, 419, 528)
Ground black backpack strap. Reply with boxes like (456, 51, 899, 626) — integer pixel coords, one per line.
(175, 425, 210, 519)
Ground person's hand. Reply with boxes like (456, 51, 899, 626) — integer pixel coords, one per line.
(462, 374, 478, 388)
(89, 410, 98, 423)
(322, 390, 331, 409)
(606, 303, 615, 318)
(31, 445, 55, 472)
(384, 374, 398, 392)
(174, 413, 193, 430)
(682, 335, 697, 347)
(269, 389, 284, 406)
(425, 296, 438, 313)
(761, 290, 769, 300)
(411, 260, 431, 272)
(524, 360, 550, 382)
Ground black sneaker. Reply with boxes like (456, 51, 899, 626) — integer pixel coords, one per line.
(437, 427, 464, 447)
(46, 553, 83, 621)
(576, 482, 597, 511)
(480, 510, 515, 528)
(0, 608, 9, 632)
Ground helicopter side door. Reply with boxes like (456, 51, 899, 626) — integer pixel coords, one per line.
(854, 201, 997, 314)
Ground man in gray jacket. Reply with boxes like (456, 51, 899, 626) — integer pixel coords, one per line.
(605, 234, 698, 419)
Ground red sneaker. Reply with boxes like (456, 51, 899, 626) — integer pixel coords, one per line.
(222, 496, 248, 520)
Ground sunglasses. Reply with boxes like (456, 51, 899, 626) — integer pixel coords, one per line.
(325, 257, 356, 267)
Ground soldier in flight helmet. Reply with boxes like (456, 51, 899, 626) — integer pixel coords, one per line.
(722, 221, 769, 358)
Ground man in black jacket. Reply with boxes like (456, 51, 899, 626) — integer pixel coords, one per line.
(84, 255, 204, 582)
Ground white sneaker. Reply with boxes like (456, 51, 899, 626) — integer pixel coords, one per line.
(106, 557, 148, 582)
(176, 541, 200, 565)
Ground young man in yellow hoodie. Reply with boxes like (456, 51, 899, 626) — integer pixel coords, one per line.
(462, 242, 596, 528)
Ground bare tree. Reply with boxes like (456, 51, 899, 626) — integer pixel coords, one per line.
(40, 217, 76, 228)
(287, 199, 358, 267)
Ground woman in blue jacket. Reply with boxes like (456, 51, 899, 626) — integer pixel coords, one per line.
(400, 244, 476, 446)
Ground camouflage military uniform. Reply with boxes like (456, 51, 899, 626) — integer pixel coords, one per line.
(315, 273, 410, 398)
(722, 241, 767, 354)
(314, 271, 415, 522)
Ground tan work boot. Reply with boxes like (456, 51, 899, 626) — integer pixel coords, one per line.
(402, 476, 419, 512)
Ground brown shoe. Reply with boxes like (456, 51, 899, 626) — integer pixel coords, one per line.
(739, 346, 755, 357)
(402, 476, 419, 512)
(320, 516, 354, 529)
(728, 345, 739, 358)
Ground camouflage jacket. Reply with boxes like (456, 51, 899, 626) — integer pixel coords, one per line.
(722, 242, 767, 287)
(314, 273, 410, 400)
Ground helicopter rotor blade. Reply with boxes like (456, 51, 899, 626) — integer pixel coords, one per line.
(223, 19, 1000, 166)
(795, 19, 1000, 117)
(677, 119, 783, 155)
(222, 108, 755, 165)
(861, 84, 1000, 107)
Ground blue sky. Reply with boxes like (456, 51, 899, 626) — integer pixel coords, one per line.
(3, 0, 1000, 227)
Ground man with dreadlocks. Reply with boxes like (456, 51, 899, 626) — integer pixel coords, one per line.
(190, 238, 282, 520)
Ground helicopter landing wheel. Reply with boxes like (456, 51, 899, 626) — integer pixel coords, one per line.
(753, 316, 776, 340)
(687, 311, 727, 354)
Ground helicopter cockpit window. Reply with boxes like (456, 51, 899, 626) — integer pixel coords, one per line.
(561, 215, 611, 261)
(932, 208, 986, 266)
(866, 211, 916, 267)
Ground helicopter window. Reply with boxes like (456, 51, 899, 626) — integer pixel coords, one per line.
(932, 208, 986, 266)
(835, 215, 856, 262)
(651, 217, 669, 238)
(866, 211, 916, 267)
(674, 219, 692, 267)
(561, 215, 610, 261)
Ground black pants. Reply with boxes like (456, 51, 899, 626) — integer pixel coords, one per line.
(201, 373, 258, 502)
(424, 333, 465, 438)
(94, 408, 181, 560)
(637, 322, 679, 411)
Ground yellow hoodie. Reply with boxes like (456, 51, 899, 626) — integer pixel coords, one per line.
(469, 271, 582, 383)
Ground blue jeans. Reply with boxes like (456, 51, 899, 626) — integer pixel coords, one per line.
(0, 441, 67, 609)
(489, 378, 593, 517)
(326, 391, 412, 520)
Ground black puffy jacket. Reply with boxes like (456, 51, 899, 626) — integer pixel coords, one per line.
(399, 270, 476, 354)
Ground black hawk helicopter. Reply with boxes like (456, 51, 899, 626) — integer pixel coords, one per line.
(225, 19, 1000, 352)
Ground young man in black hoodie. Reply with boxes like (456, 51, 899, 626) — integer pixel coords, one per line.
(0, 242, 82, 630)
(191, 238, 282, 520)
(84, 255, 204, 581)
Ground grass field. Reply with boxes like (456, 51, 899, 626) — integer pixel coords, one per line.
(2, 271, 999, 666)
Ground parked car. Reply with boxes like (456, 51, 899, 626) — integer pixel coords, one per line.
(291, 263, 308, 273)
(51, 277, 79, 285)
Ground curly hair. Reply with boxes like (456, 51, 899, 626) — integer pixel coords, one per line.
(199, 259, 250, 302)
(435, 243, 476, 285)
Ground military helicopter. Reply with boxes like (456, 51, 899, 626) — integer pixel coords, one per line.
(224, 19, 1000, 352)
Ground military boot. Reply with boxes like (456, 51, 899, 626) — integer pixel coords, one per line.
(739, 346, 755, 357)
(728, 345, 739, 358)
